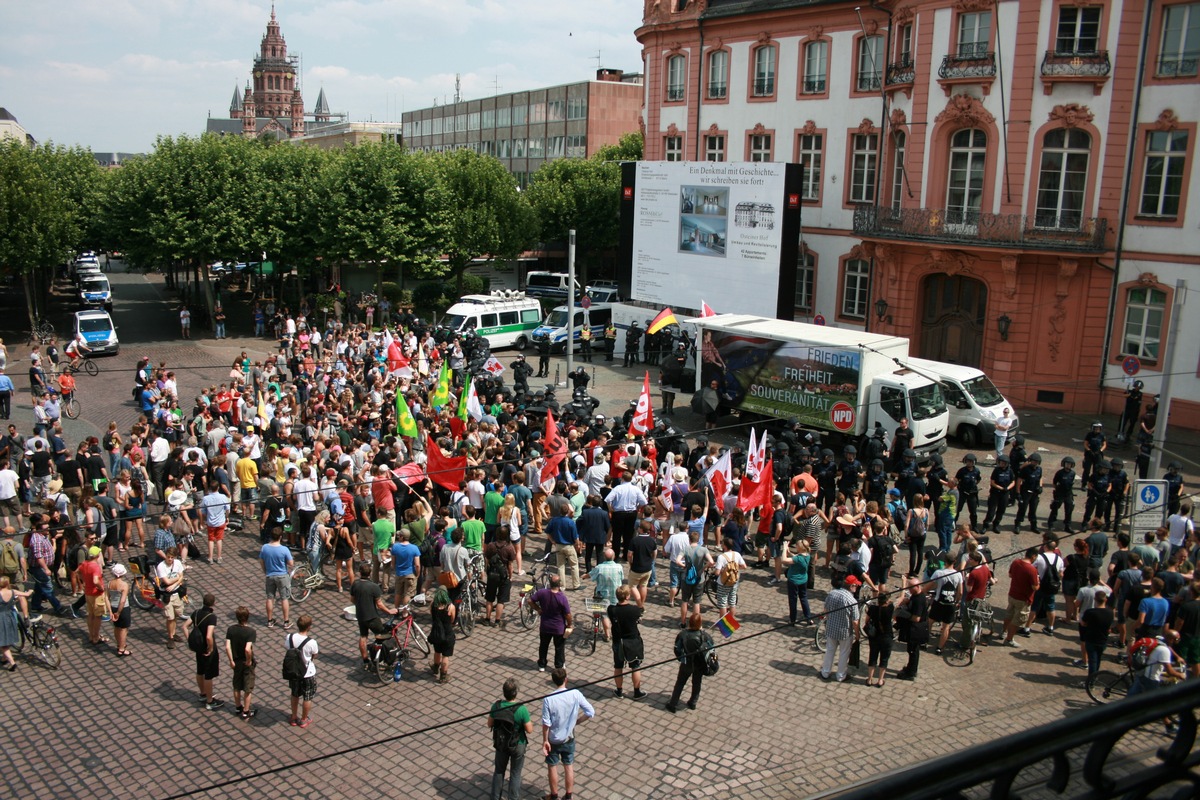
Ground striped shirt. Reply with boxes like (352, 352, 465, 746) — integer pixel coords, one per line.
(30, 532, 54, 565)
(823, 587, 860, 641)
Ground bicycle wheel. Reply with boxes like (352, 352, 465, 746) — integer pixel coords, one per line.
(291, 565, 314, 603)
(33, 626, 61, 669)
(14, 624, 28, 654)
(84, 359, 99, 377)
(589, 615, 599, 655)
(458, 593, 475, 638)
(1086, 669, 1130, 704)
(63, 397, 81, 420)
(130, 577, 154, 610)
(519, 595, 538, 630)
(814, 619, 827, 653)
(373, 649, 392, 685)
(36, 320, 54, 339)
(943, 642, 973, 667)
(703, 574, 718, 607)
(409, 620, 431, 657)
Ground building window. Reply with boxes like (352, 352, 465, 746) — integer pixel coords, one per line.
(795, 252, 816, 313)
(841, 258, 871, 319)
(566, 134, 587, 158)
(665, 136, 683, 161)
(1036, 128, 1090, 229)
(468, 112, 480, 130)
(797, 133, 822, 200)
(891, 131, 907, 213)
(803, 41, 828, 93)
(1139, 129, 1188, 216)
(497, 106, 511, 127)
(1121, 286, 1166, 360)
(947, 128, 987, 224)
(481, 109, 495, 129)
(958, 12, 992, 57)
(432, 117, 444, 135)
(749, 134, 772, 161)
(857, 36, 883, 91)
(1055, 7, 1102, 54)
(707, 50, 728, 99)
(567, 97, 587, 119)
(498, 139, 511, 158)
(897, 23, 914, 62)
(1158, 3, 1200, 76)
(547, 136, 565, 158)
(705, 134, 725, 161)
(528, 137, 544, 158)
(512, 138, 526, 158)
(530, 103, 546, 123)
(849, 133, 878, 203)
(753, 45, 776, 96)
(667, 55, 686, 102)
(512, 104, 527, 125)
(547, 100, 565, 122)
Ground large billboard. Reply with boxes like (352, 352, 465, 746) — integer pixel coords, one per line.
(627, 161, 793, 315)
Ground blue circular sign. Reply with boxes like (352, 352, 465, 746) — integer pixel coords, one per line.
(1140, 485, 1160, 505)
(1123, 356, 1140, 376)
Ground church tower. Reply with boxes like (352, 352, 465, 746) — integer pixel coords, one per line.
(313, 87, 331, 123)
(290, 87, 305, 138)
(229, 85, 243, 120)
(242, 82, 257, 136)
(252, 4, 300, 120)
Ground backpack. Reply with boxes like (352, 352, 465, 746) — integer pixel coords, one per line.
(684, 547, 702, 586)
(0, 540, 18, 574)
(906, 511, 926, 540)
(490, 703, 524, 755)
(487, 547, 507, 580)
(936, 576, 959, 606)
(719, 553, 740, 587)
(1040, 554, 1062, 594)
(1128, 637, 1158, 670)
(187, 610, 213, 654)
(282, 634, 313, 681)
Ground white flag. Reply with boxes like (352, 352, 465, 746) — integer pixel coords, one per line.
(704, 451, 732, 501)
(465, 379, 484, 421)
(747, 428, 760, 479)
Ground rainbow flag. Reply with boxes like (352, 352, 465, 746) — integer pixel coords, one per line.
(646, 307, 678, 335)
(714, 611, 740, 639)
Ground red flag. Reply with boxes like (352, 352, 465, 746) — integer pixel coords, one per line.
(424, 433, 466, 491)
(540, 410, 566, 486)
(447, 416, 465, 440)
(629, 372, 654, 436)
(701, 300, 716, 317)
(393, 462, 426, 486)
(387, 341, 410, 373)
(737, 459, 773, 513)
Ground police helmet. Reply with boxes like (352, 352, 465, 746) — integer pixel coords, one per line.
(1110, 458, 1123, 467)
(963, 453, 977, 463)
(821, 448, 835, 459)
(871, 458, 884, 468)
(1061, 456, 1076, 467)
(1097, 460, 1111, 470)
(1168, 461, 1182, 470)
(1028, 453, 1042, 463)
(997, 453, 1010, 463)
(1091, 421, 1103, 429)
(1134, 380, 1144, 390)
(1014, 435, 1025, 446)
(844, 445, 857, 455)
(903, 448, 916, 460)
(930, 453, 943, 466)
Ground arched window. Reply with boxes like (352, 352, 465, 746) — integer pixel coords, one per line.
(1036, 128, 1090, 229)
(946, 129, 987, 224)
(803, 40, 827, 93)
(753, 45, 776, 96)
(707, 50, 728, 99)
(666, 55, 685, 102)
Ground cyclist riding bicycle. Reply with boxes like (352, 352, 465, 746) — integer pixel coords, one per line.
(57, 370, 76, 402)
(64, 334, 92, 370)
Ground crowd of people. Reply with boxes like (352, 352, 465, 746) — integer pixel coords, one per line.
(0, 311, 1196, 799)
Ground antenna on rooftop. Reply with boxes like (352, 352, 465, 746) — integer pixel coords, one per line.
(454, 74, 461, 104)
(592, 49, 602, 70)
(491, 74, 502, 94)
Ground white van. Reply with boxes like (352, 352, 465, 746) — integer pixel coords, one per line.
(524, 271, 580, 300)
(908, 357, 1016, 448)
(442, 292, 543, 350)
(532, 303, 613, 353)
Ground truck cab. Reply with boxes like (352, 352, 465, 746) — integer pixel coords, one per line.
(907, 358, 1016, 449)
(868, 372, 949, 462)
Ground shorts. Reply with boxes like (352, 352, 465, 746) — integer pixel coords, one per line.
(358, 617, 386, 639)
(544, 737, 576, 766)
(289, 675, 317, 700)
(0, 496, 18, 516)
(669, 564, 685, 589)
(207, 525, 226, 542)
(485, 576, 512, 604)
(930, 601, 957, 625)
(678, 582, 702, 604)
(112, 606, 132, 629)
(163, 593, 185, 620)
(754, 532, 770, 549)
(1031, 590, 1056, 615)
(1177, 635, 1200, 666)
(628, 570, 651, 589)
(85, 594, 107, 618)
(195, 650, 220, 680)
(612, 637, 644, 670)
(266, 574, 292, 600)
(240, 487, 258, 503)
(393, 574, 418, 604)
(1005, 598, 1031, 628)
(232, 661, 257, 693)
(768, 539, 783, 558)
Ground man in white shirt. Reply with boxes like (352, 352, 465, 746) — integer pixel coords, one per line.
(583, 454, 609, 497)
(1034, 537, 1065, 635)
(0, 463, 21, 528)
(149, 431, 171, 494)
(465, 471, 486, 513)
(292, 468, 319, 542)
(929, 559, 964, 653)
(199, 482, 231, 564)
(156, 548, 188, 647)
(1167, 502, 1194, 556)
(662, 525, 691, 608)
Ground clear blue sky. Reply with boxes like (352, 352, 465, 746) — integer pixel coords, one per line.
(0, 0, 645, 153)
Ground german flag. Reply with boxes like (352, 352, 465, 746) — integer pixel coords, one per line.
(646, 307, 678, 335)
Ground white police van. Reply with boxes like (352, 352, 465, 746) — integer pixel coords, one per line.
(442, 292, 544, 350)
(73, 309, 119, 356)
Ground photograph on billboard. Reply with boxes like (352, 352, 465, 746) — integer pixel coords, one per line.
(703, 330, 860, 432)
(632, 161, 786, 313)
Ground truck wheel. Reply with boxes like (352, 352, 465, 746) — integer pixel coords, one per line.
(958, 425, 980, 448)
(515, 335, 528, 351)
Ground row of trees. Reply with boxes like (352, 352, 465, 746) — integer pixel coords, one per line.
(0, 131, 643, 329)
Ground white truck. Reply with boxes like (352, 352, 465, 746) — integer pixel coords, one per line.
(690, 314, 949, 460)
(906, 358, 1018, 448)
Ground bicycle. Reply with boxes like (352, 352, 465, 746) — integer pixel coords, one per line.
(14, 613, 62, 668)
(367, 606, 431, 685)
(62, 391, 82, 420)
(27, 317, 54, 345)
(457, 571, 484, 638)
(942, 600, 994, 667)
(127, 556, 163, 611)
(814, 618, 828, 653)
(516, 553, 557, 631)
(63, 358, 99, 378)
(573, 597, 609, 655)
(290, 558, 327, 603)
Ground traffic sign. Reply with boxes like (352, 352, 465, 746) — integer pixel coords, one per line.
(580, 296, 592, 309)
(1122, 356, 1140, 376)
(1130, 479, 1168, 538)
(814, 314, 826, 326)
(830, 401, 856, 431)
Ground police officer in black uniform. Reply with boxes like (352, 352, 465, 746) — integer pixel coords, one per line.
(534, 337, 551, 378)
(925, 453, 948, 514)
(815, 449, 838, 515)
(1106, 457, 1130, 532)
(1164, 461, 1185, 515)
(1082, 421, 1106, 485)
(837, 445, 864, 500)
(955, 454, 982, 531)
(569, 366, 590, 393)
(1008, 435, 1027, 470)
(865, 458, 888, 506)
(1012, 452, 1044, 534)
(511, 353, 534, 394)
(981, 453, 1016, 533)
(865, 423, 888, 464)
(1117, 380, 1143, 444)
(1082, 459, 1112, 525)
(604, 322, 617, 362)
(897, 449, 924, 510)
(623, 322, 642, 368)
(1046, 456, 1077, 533)
(889, 419, 914, 475)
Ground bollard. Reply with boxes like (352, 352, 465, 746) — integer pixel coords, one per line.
(592, 366, 596, 387)
(554, 364, 560, 387)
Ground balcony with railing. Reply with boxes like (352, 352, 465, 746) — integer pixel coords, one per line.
(856, 72, 882, 93)
(801, 77, 827, 95)
(938, 46, 997, 94)
(853, 205, 1107, 252)
(885, 58, 916, 95)
(1156, 55, 1199, 78)
(1040, 50, 1112, 94)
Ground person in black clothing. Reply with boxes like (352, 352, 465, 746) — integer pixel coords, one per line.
(533, 339, 550, 379)
(865, 586, 896, 687)
(623, 323, 642, 368)
(1082, 421, 1106, 485)
(1083, 460, 1112, 525)
(1117, 381, 1143, 443)
(1046, 456, 1077, 533)
(511, 354, 534, 394)
(1106, 458, 1130, 532)
(1012, 452, 1044, 534)
(888, 419, 914, 474)
(895, 577, 928, 680)
(187, 593, 223, 710)
(955, 453, 982, 531)
(1078, 590, 1113, 678)
(981, 454, 1016, 533)
(607, 585, 646, 698)
(666, 612, 713, 712)
(575, 496, 611, 573)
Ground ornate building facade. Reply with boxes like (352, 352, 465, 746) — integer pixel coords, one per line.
(636, 0, 1199, 427)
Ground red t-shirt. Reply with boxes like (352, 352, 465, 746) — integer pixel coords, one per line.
(1008, 559, 1039, 604)
(78, 560, 104, 597)
(372, 475, 397, 511)
(965, 563, 992, 602)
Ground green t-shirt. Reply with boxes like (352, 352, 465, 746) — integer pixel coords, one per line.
(484, 491, 505, 526)
(489, 700, 531, 744)
(404, 518, 427, 547)
(461, 519, 486, 552)
(786, 553, 810, 586)
(372, 518, 396, 554)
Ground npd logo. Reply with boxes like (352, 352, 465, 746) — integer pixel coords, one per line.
(830, 402, 856, 432)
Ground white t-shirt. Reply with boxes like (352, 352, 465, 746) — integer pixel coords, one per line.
(1143, 643, 1173, 682)
(1035, 552, 1064, 581)
(465, 480, 486, 509)
(0, 468, 19, 500)
(663, 530, 689, 562)
(1167, 514, 1194, 548)
(293, 478, 318, 512)
(715, 551, 747, 580)
(286, 633, 319, 678)
(156, 558, 186, 584)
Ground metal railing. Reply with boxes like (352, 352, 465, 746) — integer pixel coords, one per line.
(853, 205, 1108, 252)
(886, 58, 916, 86)
(939, 51, 997, 80)
(1156, 56, 1199, 78)
(856, 72, 882, 92)
(808, 678, 1200, 800)
(801, 77, 827, 94)
(1041, 50, 1112, 77)
(753, 77, 775, 96)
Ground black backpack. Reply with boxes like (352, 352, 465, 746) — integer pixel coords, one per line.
(282, 635, 312, 680)
(188, 610, 213, 654)
(491, 703, 524, 755)
(1040, 554, 1062, 593)
(487, 548, 507, 580)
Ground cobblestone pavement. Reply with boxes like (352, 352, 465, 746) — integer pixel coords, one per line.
(0, 267, 1186, 799)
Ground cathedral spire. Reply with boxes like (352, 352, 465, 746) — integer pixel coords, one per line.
(229, 84, 243, 118)
(314, 87, 330, 122)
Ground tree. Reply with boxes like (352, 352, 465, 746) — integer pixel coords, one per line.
(592, 131, 643, 163)
(432, 148, 536, 294)
(253, 143, 329, 283)
(525, 159, 620, 286)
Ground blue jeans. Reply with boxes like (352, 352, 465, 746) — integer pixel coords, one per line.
(491, 746, 526, 800)
(994, 431, 1007, 458)
(1127, 674, 1160, 698)
(215, 322, 226, 338)
(936, 510, 954, 552)
(787, 580, 811, 623)
(255, 321, 265, 336)
(1085, 642, 1105, 678)
(28, 566, 63, 613)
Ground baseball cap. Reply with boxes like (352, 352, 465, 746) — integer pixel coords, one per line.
(87, 546, 102, 558)
(887, 488, 902, 497)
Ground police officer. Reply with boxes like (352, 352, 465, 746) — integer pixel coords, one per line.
(1082, 459, 1112, 526)
(1135, 437, 1153, 481)
(604, 321, 617, 362)
(534, 337, 551, 378)
(1164, 461, 1185, 515)
(925, 453, 948, 513)
(955, 453, 982, 531)
(981, 453, 1016, 533)
(864, 458, 888, 506)
(865, 423, 888, 464)
(837, 445, 864, 499)
(579, 322, 593, 363)
(623, 322, 642, 368)
(897, 449, 925, 510)
(774, 443, 794, 495)
(511, 354, 534, 394)
(1117, 380, 1144, 443)
(1106, 457, 1130, 532)
(1012, 452, 1044, 534)
(889, 419, 914, 474)
(1082, 421, 1106, 485)
(641, 321, 655, 365)
(1046, 456, 1077, 533)
(815, 449, 838, 515)
(569, 366, 590, 392)
(1008, 435, 1027, 470)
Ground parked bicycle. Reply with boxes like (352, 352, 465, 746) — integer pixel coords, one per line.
(14, 613, 62, 668)
(366, 606, 430, 685)
(457, 556, 485, 638)
(572, 597, 609, 656)
(127, 556, 162, 611)
(290, 559, 327, 603)
(27, 317, 54, 345)
(516, 552, 556, 631)
(942, 599, 995, 667)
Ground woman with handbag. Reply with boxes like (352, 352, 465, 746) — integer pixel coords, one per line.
(865, 586, 895, 687)
(666, 612, 714, 713)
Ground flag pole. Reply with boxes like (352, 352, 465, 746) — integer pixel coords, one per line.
(564, 228, 575, 388)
